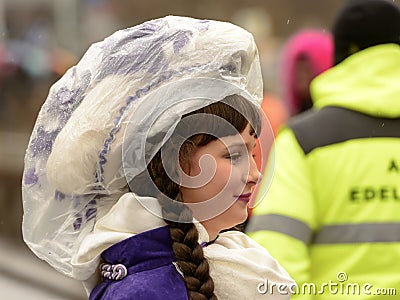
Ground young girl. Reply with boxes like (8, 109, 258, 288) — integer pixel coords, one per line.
(22, 16, 294, 299)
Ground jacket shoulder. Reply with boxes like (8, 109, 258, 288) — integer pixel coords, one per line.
(288, 106, 400, 154)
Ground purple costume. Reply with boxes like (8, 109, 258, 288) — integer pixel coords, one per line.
(89, 226, 188, 300)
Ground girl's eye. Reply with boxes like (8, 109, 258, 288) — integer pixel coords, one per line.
(227, 153, 242, 163)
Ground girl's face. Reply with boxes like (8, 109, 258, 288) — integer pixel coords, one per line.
(180, 123, 261, 239)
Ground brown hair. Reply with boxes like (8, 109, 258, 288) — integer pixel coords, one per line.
(144, 94, 261, 299)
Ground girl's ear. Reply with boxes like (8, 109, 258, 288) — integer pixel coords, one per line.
(178, 141, 196, 178)
(178, 159, 192, 189)
(175, 190, 184, 203)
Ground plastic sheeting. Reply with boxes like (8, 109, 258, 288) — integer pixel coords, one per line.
(22, 15, 263, 279)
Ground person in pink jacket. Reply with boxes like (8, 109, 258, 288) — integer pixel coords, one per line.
(281, 29, 333, 116)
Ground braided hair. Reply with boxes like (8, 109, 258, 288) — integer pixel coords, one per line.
(136, 95, 261, 299)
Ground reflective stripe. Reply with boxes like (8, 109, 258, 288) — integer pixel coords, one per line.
(247, 214, 400, 245)
(246, 214, 313, 244)
(314, 223, 400, 244)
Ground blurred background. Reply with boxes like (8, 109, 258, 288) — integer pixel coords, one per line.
(0, 0, 349, 298)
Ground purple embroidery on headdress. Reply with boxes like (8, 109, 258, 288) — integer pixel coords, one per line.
(173, 30, 193, 54)
(97, 21, 198, 78)
(101, 19, 162, 53)
(91, 18, 210, 84)
(72, 197, 98, 231)
(24, 168, 38, 185)
(54, 190, 66, 201)
(136, 19, 163, 34)
(85, 206, 97, 222)
(46, 71, 91, 126)
(148, 51, 168, 74)
(73, 213, 83, 230)
(82, 198, 98, 228)
(220, 62, 239, 74)
(197, 19, 210, 31)
(59, 87, 78, 105)
(30, 127, 60, 157)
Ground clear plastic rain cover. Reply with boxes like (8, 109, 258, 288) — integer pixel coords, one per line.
(22, 15, 264, 279)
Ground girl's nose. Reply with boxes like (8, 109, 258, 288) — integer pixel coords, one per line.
(244, 154, 262, 186)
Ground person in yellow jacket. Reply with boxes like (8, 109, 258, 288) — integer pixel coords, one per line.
(247, 0, 400, 299)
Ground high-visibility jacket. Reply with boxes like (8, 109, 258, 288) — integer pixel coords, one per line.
(247, 44, 400, 299)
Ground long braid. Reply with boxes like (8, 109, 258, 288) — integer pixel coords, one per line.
(148, 144, 218, 300)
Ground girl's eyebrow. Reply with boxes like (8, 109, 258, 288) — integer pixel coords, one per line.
(224, 141, 256, 150)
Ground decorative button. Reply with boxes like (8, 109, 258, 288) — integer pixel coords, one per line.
(100, 263, 128, 280)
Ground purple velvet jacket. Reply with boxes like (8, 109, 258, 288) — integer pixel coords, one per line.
(89, 226, 188, 299)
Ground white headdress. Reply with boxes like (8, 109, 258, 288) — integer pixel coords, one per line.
(22, 16, 263, 279)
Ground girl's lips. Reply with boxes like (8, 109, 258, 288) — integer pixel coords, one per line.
(236, 193, 252, 202)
